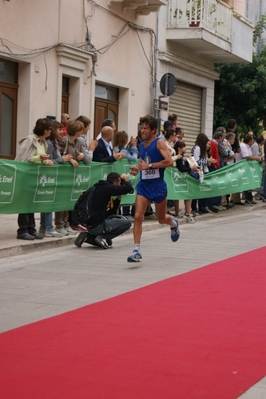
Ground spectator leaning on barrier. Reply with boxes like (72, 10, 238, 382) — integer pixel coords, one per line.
(251, 135, 265, 201)
(60, 120, 94, 166)
(75, 115, 98, 153)
(226, 119, 243, 205)
(96, 119, 116, 148)
(15, 118, 54, 241)
(215, 126, 235, 167)
(251, 135, 264, 160)
(40, 121, 74, 238)
(58, 119, 96, 233)
(223, 131, 236, 207)
(165, 128, 182, 217)
(208, 131, 226, 212)
(93, 126, 126, 163)
(191, 133, 216, 215)
(236, 134, 261, 205)
(174, 141, 198, 223)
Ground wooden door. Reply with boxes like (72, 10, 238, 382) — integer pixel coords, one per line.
(0, 82, 18, 159)
(94, 99, 118, 138)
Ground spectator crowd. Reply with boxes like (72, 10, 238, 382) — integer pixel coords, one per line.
(13, 113, 265, 248)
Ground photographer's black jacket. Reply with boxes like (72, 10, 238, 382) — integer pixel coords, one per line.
(88, 180, 134, 228)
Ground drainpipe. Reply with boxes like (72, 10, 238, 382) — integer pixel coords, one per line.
(154, 11, 159, 122)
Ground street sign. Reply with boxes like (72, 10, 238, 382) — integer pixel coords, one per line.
(154, 99, 168, 111)
(160, 73, 177, 96)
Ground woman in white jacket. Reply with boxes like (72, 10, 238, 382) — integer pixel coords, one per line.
(15, 118, 53, 240)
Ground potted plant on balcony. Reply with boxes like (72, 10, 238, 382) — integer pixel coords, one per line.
(173, 0, 220, 27)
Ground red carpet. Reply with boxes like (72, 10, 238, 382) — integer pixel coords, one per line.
(1, 248, 266, 399)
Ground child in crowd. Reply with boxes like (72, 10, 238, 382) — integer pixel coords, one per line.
(174, 141, 199, 223)
(190, 133, 216, 215)
(165, 128, 182, 215)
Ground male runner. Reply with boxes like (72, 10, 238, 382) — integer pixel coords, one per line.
(127, 114, 180, 262)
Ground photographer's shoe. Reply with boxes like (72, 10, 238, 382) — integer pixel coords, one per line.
(74, 232, 87, 248)
(106, 238, 113, 248)
(95, 236, 109, 249)
(127, 250, 142, 263)
(71, 224, 88, 232)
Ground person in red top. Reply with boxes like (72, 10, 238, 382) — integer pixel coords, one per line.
(207, 131, 225, 212)
(209, 131, 223, 169)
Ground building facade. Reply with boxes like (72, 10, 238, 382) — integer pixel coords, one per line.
(156, 0, 254, 149)
(0, 0, 165, 159)
(0, 0, 253, 159)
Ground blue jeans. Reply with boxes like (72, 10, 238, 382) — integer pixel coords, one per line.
(192, 198, 207, 211)
(88, 217, 131, 242)
(207, 196, 222, 209)
(40, 212, 53, 231)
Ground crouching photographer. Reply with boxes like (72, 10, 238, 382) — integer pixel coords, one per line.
(74, 172, 134, 249)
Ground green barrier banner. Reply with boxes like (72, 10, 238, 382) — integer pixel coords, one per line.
(0, 158, 263, 214)
(165, 160, 263, 200)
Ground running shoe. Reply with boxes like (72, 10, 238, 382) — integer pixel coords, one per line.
(170, 217, 180, 242)
(127, 250, 142, 262)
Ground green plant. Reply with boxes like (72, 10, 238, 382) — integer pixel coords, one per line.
(174, 0, 219, 21)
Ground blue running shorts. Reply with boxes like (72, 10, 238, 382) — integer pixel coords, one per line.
(136, 180, 167, 204)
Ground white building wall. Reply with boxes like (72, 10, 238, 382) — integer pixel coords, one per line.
(246, 0, 266, 52)
(157, 6, 219, 137)
(0, 0, 157, 145)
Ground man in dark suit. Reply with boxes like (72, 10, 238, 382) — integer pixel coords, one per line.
(93, 126, 126, 162)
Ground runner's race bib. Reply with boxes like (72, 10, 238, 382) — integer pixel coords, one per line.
(142, 168, 160, 179)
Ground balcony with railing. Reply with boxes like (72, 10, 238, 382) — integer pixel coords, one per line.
(166, 0, 254, 63)
(108, 0, 167, 17)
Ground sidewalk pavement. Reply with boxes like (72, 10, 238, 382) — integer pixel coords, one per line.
(0, 201, 265, 258)
(0, 212, 162, 258)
